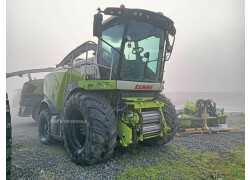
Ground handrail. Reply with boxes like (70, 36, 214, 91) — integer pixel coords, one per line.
(57, 41, 97, 67)
(67, 41, 114, 81)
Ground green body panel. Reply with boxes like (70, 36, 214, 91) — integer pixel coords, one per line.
(178, 114, 226, 129)
(122, 98, 164, 109)
(43, 71, 170, 146)
(195, 99, 203, 107)
(117, 121, 133, 147)
(183, 100, 196, 113)
(117, 98, 169, 146)
(216, 108, 224, 116)
(178, 119, 192, 126)
(218, 116, 227, 124)
(44, 69, 83, 112)
(78, 80, 116, 90)
(122, 97, 154, 101)
(30, 80, 44, 95)
(158, 107, 170, 135)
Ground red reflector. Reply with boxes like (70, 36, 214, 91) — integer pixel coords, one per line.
(110, 92, 114, 99)
(120, 4, 125, 8)
(21, 106, 26, 113)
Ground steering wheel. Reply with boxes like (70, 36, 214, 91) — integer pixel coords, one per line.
(132, 47, 144, 54)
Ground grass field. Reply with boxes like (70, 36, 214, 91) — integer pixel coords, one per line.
(117, 145, 245, 180)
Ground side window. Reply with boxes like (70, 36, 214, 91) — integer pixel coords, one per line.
(100, 24, 124, 53)
(98, 24, 124, 76)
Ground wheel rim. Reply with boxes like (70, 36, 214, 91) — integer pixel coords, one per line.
(41, 117, 48, 138)
(68, 110, 86, 149)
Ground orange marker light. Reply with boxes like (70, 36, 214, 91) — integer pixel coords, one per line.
(120, 4, 125, 8)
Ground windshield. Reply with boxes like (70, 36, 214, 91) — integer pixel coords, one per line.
(120, 20, 165, 82)
(97, 19, 165, 82)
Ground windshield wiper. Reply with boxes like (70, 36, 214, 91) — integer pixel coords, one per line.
(99, 37, 121, 54)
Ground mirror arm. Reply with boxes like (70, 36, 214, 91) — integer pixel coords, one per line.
(164, 35, 175, 61)
(97, 8, 104, 14)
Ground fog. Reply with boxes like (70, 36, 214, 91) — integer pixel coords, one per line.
(6, 0, 245, 100)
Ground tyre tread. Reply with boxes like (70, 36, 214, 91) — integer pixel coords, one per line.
(64, 91, 117, 165)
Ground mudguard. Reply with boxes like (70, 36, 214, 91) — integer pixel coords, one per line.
(39, 96, 59, 115)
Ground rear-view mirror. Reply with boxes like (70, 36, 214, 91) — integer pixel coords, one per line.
(93, 14, 103, 37)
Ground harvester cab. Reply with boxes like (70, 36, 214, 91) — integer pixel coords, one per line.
(57, 6, 176, 82)
(39, 6, 177, 165)
(94, 7, 175, 82)
(6, 67, 55, 121)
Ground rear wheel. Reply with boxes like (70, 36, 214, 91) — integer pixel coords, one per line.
(63, 91, 117, 165)
(142, 94, 178, 146)
(31, 104, 39, 121)
(38, 109, 53, 144)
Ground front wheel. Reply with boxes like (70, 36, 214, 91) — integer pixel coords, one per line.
(63, 91, 117, 165)
(142, 94, 178, 146)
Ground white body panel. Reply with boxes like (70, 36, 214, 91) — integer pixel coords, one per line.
(117, 80, 162, 90)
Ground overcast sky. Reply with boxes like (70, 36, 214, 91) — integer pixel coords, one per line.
(6, 0, 245, 99)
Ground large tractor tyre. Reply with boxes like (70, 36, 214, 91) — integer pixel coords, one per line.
(63, 91, 117, 165)
(38, 109, 53, 144)
(6, 94, 12, 180)
(31, 104, 40, 122)
(142, 94, 178, 146)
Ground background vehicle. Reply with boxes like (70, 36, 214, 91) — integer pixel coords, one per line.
(178, 99, 227, 131)
(6, 68, 55, 121)
(38, 6, 177, 165)
(11, 89, 21, 108)
(6, 93, 12, 180)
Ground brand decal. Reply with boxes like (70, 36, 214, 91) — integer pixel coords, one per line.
(134, 85, 153, 90)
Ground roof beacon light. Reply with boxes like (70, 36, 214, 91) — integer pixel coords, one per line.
(120, 4, 125, 8)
